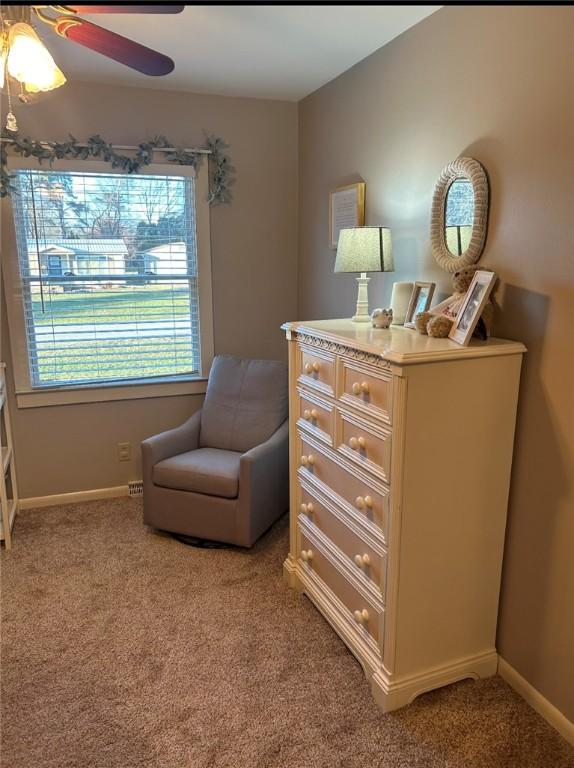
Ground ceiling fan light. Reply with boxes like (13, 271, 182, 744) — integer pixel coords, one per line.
(7, 22, 67, 93)
(22, 66, 67, 94)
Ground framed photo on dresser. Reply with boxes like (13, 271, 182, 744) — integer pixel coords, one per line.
(329, 182, 365, 249)
(404, 282, 436, 328)
(449, 270, 496, 346)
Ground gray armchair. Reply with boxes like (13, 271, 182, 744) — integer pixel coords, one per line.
(142, 355, 289, 547)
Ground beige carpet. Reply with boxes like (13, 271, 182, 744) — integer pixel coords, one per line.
(1, 499, 573, 768)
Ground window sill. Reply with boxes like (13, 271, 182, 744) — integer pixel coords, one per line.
(15, 377, 208, 409)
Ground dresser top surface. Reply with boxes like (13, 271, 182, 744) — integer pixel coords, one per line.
(282, 319, 526, 365)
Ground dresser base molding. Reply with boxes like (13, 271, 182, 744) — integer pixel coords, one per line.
(283, 555, 305, 591)
(371, 650, 498, 713)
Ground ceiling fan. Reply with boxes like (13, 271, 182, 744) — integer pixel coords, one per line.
(0, 4, 184, 99)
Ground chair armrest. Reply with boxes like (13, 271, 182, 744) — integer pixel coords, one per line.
(240, 420, 289, 476)
(238, 420, 289, 544)
(141, 409, 202, 469)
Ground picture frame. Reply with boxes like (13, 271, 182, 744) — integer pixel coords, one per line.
(449, 270, 496, 346)
(404, 282, 436, 328)
(329, 182, 365, 249)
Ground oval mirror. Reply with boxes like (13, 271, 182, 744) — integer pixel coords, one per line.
(445, 179, 474, 256)
(430, 157, 489, 272)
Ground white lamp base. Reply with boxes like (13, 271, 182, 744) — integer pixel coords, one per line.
(352, 273, 371, 323)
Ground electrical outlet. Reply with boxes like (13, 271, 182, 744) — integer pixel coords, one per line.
(117, 442, 131, 462)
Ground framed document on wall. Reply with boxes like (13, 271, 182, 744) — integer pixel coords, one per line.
(329, 182, 365, 249)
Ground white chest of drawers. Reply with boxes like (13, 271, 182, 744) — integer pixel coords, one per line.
(282, 319, 526, 712)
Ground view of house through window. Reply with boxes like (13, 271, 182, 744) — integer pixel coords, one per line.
(11, 168, 201, 387)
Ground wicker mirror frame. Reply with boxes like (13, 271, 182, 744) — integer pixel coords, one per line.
(430, 157, 489, 273)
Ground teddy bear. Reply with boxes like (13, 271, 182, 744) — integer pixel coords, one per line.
(371, 308, 393, 329)
(415, 266, 494, 339)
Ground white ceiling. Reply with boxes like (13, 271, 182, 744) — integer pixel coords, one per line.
(34, 5, 441, 101)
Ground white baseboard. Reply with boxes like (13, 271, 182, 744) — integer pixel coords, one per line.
(20, 485, 129, 510)
(498, 657, 574, 746)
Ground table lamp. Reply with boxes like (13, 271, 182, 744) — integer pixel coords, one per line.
(335, 227, 394, 323)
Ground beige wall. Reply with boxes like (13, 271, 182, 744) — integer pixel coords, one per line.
(1, 82, 298, 497)
(298, 6, 574, 722)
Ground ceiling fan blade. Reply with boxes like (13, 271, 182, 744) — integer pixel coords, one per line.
(54, 17, 175, 76)
(64, 6, 185, 13)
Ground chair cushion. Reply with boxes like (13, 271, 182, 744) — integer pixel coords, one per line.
(200, 355, 288, 453)
(153, 448, 242, 499)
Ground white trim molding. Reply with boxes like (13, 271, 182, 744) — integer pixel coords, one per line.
(498, 657, 574, 746)
(20, 485, 129, 510)
(15, 378, 207, 409)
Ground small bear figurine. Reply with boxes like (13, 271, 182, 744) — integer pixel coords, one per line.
(371, 308, 393, 329)
(416, 266, 495, 339)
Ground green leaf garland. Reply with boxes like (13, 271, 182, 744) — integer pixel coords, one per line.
(0, 131, 234, 205)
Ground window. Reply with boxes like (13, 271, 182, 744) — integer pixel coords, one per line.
(3, 161, 213, 406)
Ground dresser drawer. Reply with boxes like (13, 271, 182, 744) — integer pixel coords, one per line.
(297, 344, 335, 397)
(299, 529, 383, 646)
(299, 489, 387, 597)
(338, 357, 393, 425)
(298, 434, 389, 542)
(297, 388, 334, 446)
(336, 410, 391, 484)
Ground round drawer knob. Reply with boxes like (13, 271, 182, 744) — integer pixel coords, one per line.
(303, 409, 311, 420)
(349, 436, 366, 450)
(304, 362, 313, 374)
(352, 381, 361, 395)
(353, 608, 370, 625)
(312, 362, 320, 373)
(310, 409, 319, 420)
(361, 381, 370, 394)
(301, 549, 314, 562)
(354, 553, 371, 568)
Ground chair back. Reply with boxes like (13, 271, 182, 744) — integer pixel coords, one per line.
(200, 355, 288, 453)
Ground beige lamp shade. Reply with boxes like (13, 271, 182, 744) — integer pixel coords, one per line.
(335, 227, 394, 274)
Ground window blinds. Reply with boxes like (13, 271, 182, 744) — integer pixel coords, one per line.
(11, 169, 201, 387)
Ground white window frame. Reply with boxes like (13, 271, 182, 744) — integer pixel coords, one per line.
(1, 157, 214, 408)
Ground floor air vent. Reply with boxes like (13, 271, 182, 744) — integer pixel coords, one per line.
(128, 481, 144, 497)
